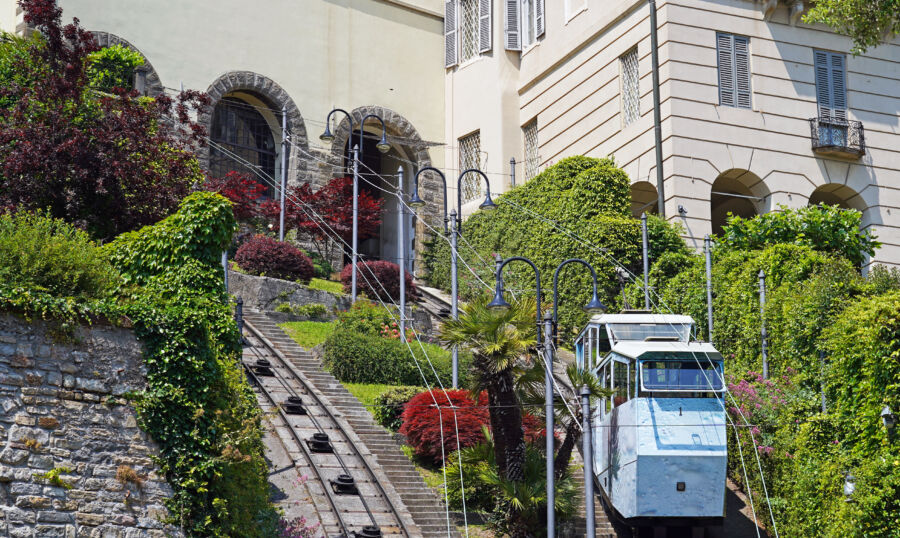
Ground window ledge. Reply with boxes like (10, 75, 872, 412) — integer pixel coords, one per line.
(456, 55, 485, 72)
(521, 40, 541, 58)
(566, 6, 587, 24)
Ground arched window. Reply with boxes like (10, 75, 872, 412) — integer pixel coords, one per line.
(209, 96, 277, 195)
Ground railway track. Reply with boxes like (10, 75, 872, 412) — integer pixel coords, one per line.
(241, 319, 419, 538)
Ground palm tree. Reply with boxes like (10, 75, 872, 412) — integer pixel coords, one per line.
(439, 295, 537, 482)
(518, 363, 608, 481)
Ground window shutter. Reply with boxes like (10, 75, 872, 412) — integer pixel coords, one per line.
(734, 35, 751, 109)
(535, 0, 545, 38)
(479, 0, 492, 53)
(504, 0, 521, 51)
(445, 0, 458, 67)
(830, 53, 847, 121)
(814, 50, 832, 119)
(716, 33, 735, 107)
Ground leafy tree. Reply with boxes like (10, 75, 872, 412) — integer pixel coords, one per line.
(86, 43, 144, 92)
(804, 0, 900, 54)
(717, 204, 878, 266)
(203, 171, 268, 221)
(0, 0, 208, 240)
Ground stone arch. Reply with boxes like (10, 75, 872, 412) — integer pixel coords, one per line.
(318, 106, 437, 274)
(808, 183, 866, 213)
(199, 71, 309, 185)
(710, 169, 770, 235)
(90, 31, 164, 97)
(630, 181, 658, 217)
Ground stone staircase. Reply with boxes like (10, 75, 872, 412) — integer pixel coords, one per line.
(243, 311, 462, 538)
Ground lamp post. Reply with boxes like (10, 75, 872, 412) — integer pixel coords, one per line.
(581, 384, 595, 537)
(551, 259, 607, 345)
(487, 255, 554, 536)
(321, 109, 390, 303)
(409, 167, 497, 388)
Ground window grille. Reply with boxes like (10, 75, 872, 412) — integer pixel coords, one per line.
(210, 97, 278, 196)
(460, 0, 480, 63)
(621, 48, 640, 126)
(459, 132, 482, 202)
(523, 120, 539, 181)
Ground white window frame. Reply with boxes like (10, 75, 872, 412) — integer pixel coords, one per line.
(446, 0, 492, 68)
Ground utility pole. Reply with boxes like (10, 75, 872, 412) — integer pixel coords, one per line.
(543, 311, 555, 538)
(398, 167, 406, 337)
(641, 212, 650, 309)
(705, 235, 714, 342)
(759, 270, 768, 379)
(279, 105, 287, 242)
(649, 0, 666, 218)
(351, 145, 360, 302)
(582, 385, 595, 538)
(450, 209, 460, 388)
(510, 157, 517, 187)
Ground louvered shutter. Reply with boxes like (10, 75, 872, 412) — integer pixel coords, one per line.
(830, 53, 847, 121)
(445, 0, 458, 67)
(479, 0, 492, 53)
(535, 0, 545, 38)
(814, 51, 831, 119)
(734, 35, 751, 109)
(716, 33, 735, 107)
(504, 0, 521, 51)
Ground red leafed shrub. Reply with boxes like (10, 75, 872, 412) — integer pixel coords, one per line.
(341, 260, 417, 302)
(204, 171, 268, 220)
(235, 235, 313, 283)
(400, 390, 488, 465)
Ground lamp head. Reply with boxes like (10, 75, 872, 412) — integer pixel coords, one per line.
(376, 134, 391, 153)
(583, 294, 607, 314)
(487, 288, 511, 311)
(408, 189, 426, 209)
(319, 126, 335, 143)
(479, 191, 497, 211)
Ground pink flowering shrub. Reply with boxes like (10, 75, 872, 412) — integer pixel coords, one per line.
(380, 321, 416, 342)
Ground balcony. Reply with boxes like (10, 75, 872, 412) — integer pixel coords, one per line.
(809, 117, 866, 158)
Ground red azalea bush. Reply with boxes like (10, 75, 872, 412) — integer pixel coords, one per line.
(400, 390, 545, 465)
(341, 260, 417, 302)
(204, 171, 268, 220)
(235, 235, 313, 283)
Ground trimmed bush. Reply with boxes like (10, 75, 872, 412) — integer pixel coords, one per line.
(340, 260, 417, 302)
(235, 235, 314, 283)
(304, 250, 334, 280)
(400, 390, 489, 465)
(373, 386, 424, 431)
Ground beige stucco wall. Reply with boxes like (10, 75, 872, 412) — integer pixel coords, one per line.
(7, 0, 445, 169)
(447, 0, 900, 267)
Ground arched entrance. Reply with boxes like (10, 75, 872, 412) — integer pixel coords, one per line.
(710, 169, 768, 235)
(630, 181, 658, 217)
(808, 184, 866, 212)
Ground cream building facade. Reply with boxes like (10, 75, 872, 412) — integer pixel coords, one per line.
(444, 0, 900, 267)
(1, 0, 448, 271)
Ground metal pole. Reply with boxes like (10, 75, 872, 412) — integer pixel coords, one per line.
(222, 251, 229, 293)
(649, 0, 666, 218)
(705, 235, 714, 343)
(398, 167, 406, 338)
(581, 385, 595, 538)
(641, 212, 650, 309)
(759, 270, 768, 379)
(351, 145, 360, 303)
(235, 296, 244, 337)
(510, 157, 517, 187)
(279, 105, 287, 242)
(450, 209, 460, 388)
(543, 311, 555, 538)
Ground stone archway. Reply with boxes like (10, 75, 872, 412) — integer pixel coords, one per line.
(630, 181, 658, 217)
(710, 169, 769, 235)
(809, 183, 866, 212)
(199, 72, 309, 185)
(91, 31, 164, 97)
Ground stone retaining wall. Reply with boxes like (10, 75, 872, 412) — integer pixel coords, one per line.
(228, 270, 351, 313)
(0, 314, 180, 538)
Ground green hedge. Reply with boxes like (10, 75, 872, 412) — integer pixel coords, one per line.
(422, 156, 688, 341)
(372, 386, 424, 430)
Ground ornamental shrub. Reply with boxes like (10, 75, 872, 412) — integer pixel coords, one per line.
(304, 249, 334, 279)
(422, 156, 688, 342)
(718, 204, 879, 267)
(0, 211, 119, 298)
(341, 260, 417, 302)
(400, 390, 489, 465)
(372, 386, 425, 430)
(235, 235, 314, 283)
(86, 44, 144, 93)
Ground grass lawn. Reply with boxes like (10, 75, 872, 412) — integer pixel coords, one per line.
(307, 278, 344, 295)
(279, 321, 335, 349)
(343, 382, 399, 411)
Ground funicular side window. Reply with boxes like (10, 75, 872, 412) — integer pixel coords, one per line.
(613, 359, 630, 407)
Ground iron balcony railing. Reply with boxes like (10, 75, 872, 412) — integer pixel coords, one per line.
(809, 117, 866, 157)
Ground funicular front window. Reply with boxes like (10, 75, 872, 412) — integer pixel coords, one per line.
(640, 352, 723, 392)
(608, 323, 691, 342)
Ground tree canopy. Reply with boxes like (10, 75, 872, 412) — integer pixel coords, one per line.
(804, 0, 900, 54)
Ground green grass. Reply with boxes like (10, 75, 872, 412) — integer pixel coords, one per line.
(307, 278, 344, 295)
(343, 382, 399, 411)
(279, 321, 335, 349)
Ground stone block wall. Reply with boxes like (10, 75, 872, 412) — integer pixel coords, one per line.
(0, 314, 181, 538)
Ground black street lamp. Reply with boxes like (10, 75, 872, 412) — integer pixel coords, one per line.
(551, 258, 607, 345)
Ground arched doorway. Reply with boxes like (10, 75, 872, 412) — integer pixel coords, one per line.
(808, 184, 866, 212)
(630, 181, 658, 217)
(710, 169, 768, 235)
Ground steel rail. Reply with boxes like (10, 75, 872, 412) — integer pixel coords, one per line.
(243, 319, 413, 538)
